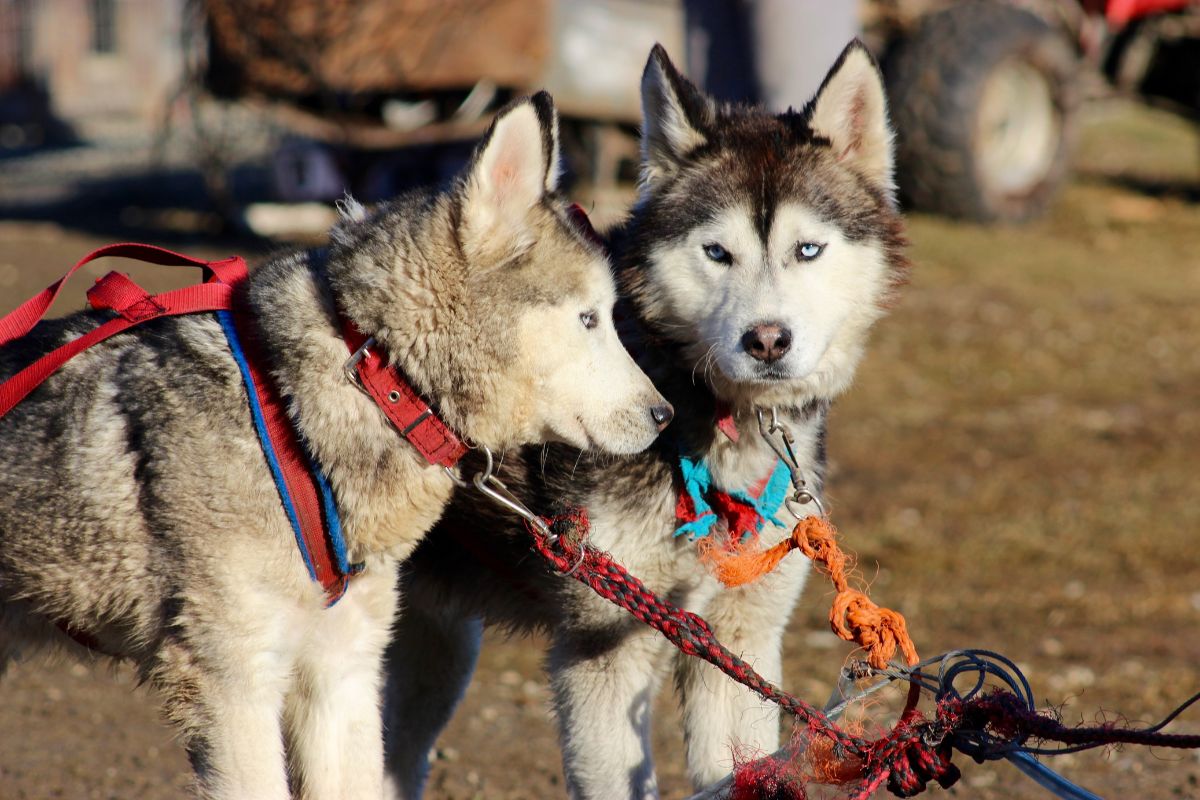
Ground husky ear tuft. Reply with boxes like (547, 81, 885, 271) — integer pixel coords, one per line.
(807, 40, 895, 192)
(462, 92, 561, 259)
(640, 44, 714, 183)
(330, 192, 368, 248)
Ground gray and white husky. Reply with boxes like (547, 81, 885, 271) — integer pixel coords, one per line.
(0, 93, 670, 800)
(384, 42, 909, 799)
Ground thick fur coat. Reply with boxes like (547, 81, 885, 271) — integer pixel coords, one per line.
(0, 93, 666, 799)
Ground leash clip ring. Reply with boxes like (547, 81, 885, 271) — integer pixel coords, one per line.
(785, 492, 826, 520)
(466, 447, 586, 575)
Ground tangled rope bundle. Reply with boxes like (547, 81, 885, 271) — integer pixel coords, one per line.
(528, 511, 1200, 799)
(698, 515, 918, 671)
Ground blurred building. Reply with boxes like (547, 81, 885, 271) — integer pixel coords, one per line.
(0, 0, 187, 143)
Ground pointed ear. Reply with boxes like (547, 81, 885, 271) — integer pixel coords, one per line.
(807, 40, 895, 192)
(461, 91, 560, 259)
(640, 44, 715, 184)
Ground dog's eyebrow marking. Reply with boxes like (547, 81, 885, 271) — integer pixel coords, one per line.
(755, 169, 776, 248)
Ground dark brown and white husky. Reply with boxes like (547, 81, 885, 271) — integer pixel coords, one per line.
(384, 42, 909, 799)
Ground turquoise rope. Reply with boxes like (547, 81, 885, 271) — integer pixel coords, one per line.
(674, 455, 791, 541)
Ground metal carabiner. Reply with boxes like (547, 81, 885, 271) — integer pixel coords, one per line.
(756, 407, 802, 477)
(463, 447, 586, 574)
(757, 406, 827, 519)
(468, 446, 553, 538)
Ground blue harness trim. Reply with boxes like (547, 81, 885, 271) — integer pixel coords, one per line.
(673, 454, 792, 541)
(217, 310, 351, 598)
(314, 469, 353, 577)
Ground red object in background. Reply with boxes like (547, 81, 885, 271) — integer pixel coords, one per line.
(1104, 0, 1192, 27)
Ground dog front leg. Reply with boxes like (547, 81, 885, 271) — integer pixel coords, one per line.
(199, 684, 293, 800)
(287, 569, 398, 800)
(382, 600, 483, 800)
(677, 554, 810, 789)
(159, 636, 293, 800)
(549, 626, 672, 800)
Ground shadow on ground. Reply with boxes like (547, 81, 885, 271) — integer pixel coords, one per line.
(0, 162, 272, 249)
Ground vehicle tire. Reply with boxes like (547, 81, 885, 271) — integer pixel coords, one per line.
(883, 0, 1080, 223)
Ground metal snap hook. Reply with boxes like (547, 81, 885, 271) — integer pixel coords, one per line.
(455, 446, 586, 576)
(757, 407, 827, 519)
(469, 446, 552, 537)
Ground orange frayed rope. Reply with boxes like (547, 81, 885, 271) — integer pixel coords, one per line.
(698, 515, 918, 670)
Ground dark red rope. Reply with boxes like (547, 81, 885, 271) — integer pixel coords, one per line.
(528, 511, 1200, 798)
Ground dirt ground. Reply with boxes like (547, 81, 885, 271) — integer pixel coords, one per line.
(1, 101, 1199, 799)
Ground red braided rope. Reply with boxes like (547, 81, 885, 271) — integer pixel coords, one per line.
(528, 511, 1200, 798)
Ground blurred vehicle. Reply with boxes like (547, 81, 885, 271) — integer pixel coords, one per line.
(201, 0, 1200, 222)
(202, 0, 681, 203)
(873, 0, 1200, 222)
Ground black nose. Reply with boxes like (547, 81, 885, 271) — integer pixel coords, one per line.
(741, 323, 792, 363)
(650, 402, 674, 431)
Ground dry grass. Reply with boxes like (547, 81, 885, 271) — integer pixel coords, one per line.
(791, 102, 1200, 798)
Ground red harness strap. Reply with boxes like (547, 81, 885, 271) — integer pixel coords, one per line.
(0, 244, 241, 417)
(340, 320, 469, 468)
(1, 242, 471, 608)
(224, 304, 352, 603)
(0, 244, 349, 604)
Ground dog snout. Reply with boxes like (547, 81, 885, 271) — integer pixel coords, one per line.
(741, 323, 792, 363)
(650, 402, 674, 431)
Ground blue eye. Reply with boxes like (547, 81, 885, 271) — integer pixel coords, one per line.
(703, 243, 732, 264)
(797, 242, 825, 261)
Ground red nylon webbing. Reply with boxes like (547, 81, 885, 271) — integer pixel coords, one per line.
(0, 243, 351, 603)
(0, 242, 240, 347)
(227, 307, 348, 601)
(0, 282, 235, 419)
(341, 321, 468, 468)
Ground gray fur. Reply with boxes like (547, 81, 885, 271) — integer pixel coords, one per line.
(0, 92, 665, 799)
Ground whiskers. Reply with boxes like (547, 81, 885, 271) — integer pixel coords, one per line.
(690, 341, 721, 387)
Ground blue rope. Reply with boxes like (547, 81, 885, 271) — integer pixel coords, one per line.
(1008, 752, 1103, 800)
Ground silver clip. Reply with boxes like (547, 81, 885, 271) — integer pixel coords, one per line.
(757, 406, 826, 519)
(465, 446, 585, 575)
(468, 447, 552, 537)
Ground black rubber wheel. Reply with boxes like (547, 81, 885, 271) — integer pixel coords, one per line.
(884, 0, 1080, 223)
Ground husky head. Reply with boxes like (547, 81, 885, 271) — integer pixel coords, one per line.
(328, 93, 670, 454)
(623, 41, 909, 412)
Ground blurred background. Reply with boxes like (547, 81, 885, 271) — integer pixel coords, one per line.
(1, 1, 1198, 798)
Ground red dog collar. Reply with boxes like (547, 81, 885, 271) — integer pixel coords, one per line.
(340, 320, 469, 469)
(338, 201, 596, 466)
